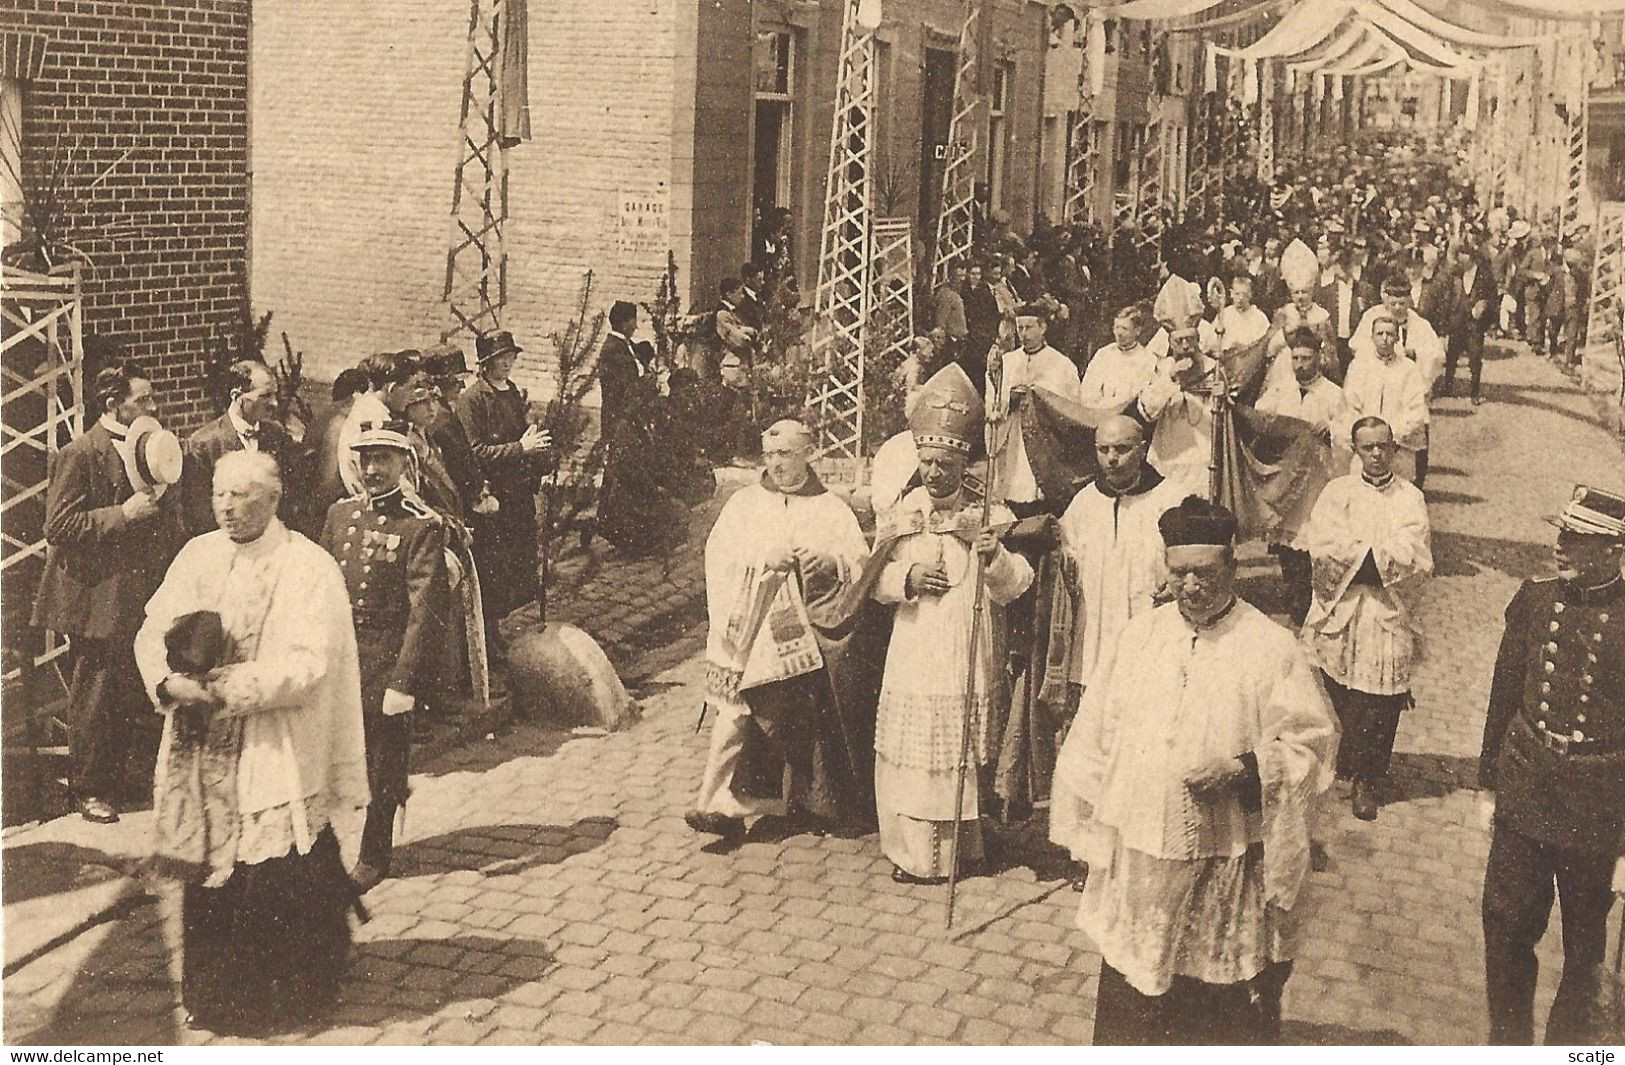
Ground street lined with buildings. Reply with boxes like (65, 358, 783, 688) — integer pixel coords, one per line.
(4, 342, 1619, 1046)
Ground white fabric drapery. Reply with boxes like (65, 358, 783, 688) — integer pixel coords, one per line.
(1287, 21, 1374, 75)
(1352, 0, 1478, 70)
(1167, 0, 1288, 35)
(1372, 0, 1558, 48)
(1213, 1, 1348, 61)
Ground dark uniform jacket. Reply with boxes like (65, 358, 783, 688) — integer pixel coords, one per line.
(1480, 576, 1625, 855)
(179, 412, 304, 537)
(1314, 276, 1378, 339)
(319, 490, 450, 707)
(31, 421, 183, 641)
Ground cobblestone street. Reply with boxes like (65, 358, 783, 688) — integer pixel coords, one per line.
(5, 343, 1624, 1046)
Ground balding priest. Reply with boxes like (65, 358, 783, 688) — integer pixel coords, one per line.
(687, 420, 873, 840)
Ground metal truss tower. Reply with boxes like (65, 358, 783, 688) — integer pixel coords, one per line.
(809, 0, 878, 469)
(1586, 202, 1625, 348)
(932, 1, 980, 287)
(443, 0, 509, 339)
(1132, 118, 1164, 253)
(1560, 33, 1592, 244)
(872, 217, 917, 388)
(1183, 92, 1215, 223)
(1257, 62, 1276, 186)
(1062, 12, 1099, 225)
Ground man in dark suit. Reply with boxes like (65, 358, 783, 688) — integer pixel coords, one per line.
(737, 262, 767, 331)
(32, 361, 182, 822)
(1315, 249, 1377, 378)
(1252, 238, 1290, 319)
(421, 345, 484, 515)
(1479, 484, 1625, 1045)
(960, 259, 1002, 393)
(1442, 244, 1498, 405)
(598, 301, 646, 443)
(180, 360, 305, 537)
(598, 303, 666, 552)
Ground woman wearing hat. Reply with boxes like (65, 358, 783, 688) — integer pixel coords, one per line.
(456, 331, 552, 642)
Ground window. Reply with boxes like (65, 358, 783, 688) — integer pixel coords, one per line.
(752, 30, 800, 260)
(987, 65, 1010, 211)
(755, 30, 793, 96)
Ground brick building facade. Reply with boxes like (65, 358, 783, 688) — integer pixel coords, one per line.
(0, 0, 250, 431)
(249, 0, 1062, 394)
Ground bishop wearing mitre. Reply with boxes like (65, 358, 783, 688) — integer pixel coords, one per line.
(869, 364, 1034, 885)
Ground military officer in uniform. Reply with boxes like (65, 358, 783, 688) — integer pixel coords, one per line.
(319, 421, 450, 892)
(1480, 484, 1625, 1044)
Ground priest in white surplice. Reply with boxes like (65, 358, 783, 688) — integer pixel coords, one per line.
(688, 420, 871, 839)
(1062, 496, 1337, 1045)
(1198, 274, 1270, 361)
(1340, 312, 1429, 483)
(871, 365, 1034, 884)
(134, 451, 369, 1034)
(986, 304, 1080, 512)
(1257, 326, 1352, 626)
(1350, 274, 1445, 391)
(1349, 274, 1443, 487)
(1140, 324, 1219, 502)
(1049, 416, 1184, 863)
(1079, 306, 1159, 412)
(1302, 416, 1433, 822)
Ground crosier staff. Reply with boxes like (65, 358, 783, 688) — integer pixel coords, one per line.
(944, 359, 1003, 930)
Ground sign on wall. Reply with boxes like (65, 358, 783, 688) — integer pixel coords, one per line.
(615, 188, 670, 262)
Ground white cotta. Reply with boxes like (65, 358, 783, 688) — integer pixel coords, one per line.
(1058, 599, 1338, 994)
(1056, 476, 1187, 688)
(1139, 364, 1217, 503)
(1079, 343, 1160, 412)
(1302, 473, 1434, 696)
(986, 345, 1081, 505)
(702, 479, 870, 711)
(1339, 351, 1430, 455)
(134, 521, 371, 868)
(1199, 303, 1270, 357)
(1348, 306, 1445, 394)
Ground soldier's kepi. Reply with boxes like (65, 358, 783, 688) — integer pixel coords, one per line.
(318, 420, 450, 894)
(1480, 483, 1625, 1045)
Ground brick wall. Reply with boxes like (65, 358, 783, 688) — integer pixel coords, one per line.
(251, 1, 681, 398)
(1, 0, 250, 432)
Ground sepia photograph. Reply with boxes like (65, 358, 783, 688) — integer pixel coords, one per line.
(1, 0, 1624, 1049)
